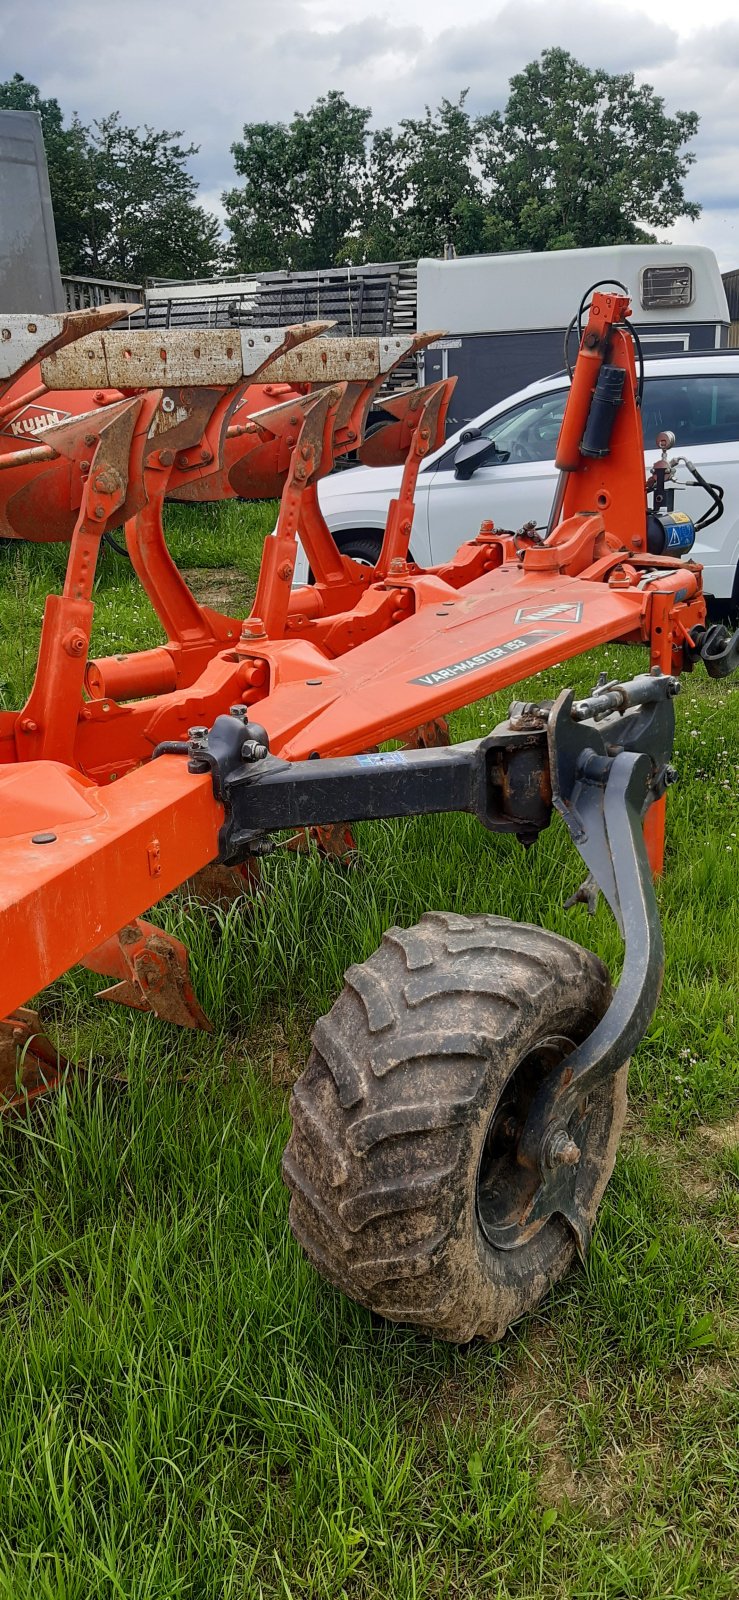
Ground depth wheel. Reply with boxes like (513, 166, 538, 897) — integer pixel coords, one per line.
(283, 913, 627, 1342)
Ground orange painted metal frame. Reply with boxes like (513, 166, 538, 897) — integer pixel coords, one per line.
(0, 294, 707, 1029)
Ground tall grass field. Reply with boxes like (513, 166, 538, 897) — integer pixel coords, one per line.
(0, 502, 737, 1598)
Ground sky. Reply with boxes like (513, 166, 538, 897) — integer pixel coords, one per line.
(2, 0, 739, 268)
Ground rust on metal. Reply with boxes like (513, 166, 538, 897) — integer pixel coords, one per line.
(0, 305, 142, 392)
(184, 859, 262, 905)
(399, 718, 451, 750)
(84, 920, 213, 1030)
(41, 322, 334, 391)
(283, 823, 357, 862)
(0, 1007, 72, 1108)
(259, 331, 443, 386)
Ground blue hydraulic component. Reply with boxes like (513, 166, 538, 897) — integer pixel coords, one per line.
(646, 508, 696, 558)
(654, 509, 695, 556)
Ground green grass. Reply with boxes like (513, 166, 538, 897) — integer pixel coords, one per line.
(0, 505, 738, 1597)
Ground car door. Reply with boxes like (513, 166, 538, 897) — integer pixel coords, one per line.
(640, 373, 739, 601)
(425, 388, 567, 563)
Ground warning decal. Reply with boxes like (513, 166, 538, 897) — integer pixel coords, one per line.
(356, 751, 408, 767)
(411, 629, 563, 688)
(514, 602, 583, 625)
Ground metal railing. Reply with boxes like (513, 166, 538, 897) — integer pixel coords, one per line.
(61, 274, 142, 311)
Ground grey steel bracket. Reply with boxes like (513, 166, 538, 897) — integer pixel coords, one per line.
(485, 679, 676, 1256)
(165, 668, 678, 1260)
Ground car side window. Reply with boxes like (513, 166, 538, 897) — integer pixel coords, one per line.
(433, 390, 568, 471)
(477, 390, 568, 463)
(641, 376, 739, 450)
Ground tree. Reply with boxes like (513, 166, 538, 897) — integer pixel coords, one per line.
(0, 75, 222, 281)
(0, 73, 91, 273)
(379, 94, 487, 260)
(224, 91, 371, 271)
(478, 49, 700, 251)
(225, 60, 699, 269)
(83, 114, 222, 281)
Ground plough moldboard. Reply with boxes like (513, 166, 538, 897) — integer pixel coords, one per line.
(0, 291, 737, 1342)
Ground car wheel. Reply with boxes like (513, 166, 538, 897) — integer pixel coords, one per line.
(334, 531, 383, 567)
(308, 530, 384, 582)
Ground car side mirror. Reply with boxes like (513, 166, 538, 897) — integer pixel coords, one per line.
(453, 435, 503, 480)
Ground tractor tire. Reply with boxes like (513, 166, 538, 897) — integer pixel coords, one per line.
(283, 912, 627, 1343)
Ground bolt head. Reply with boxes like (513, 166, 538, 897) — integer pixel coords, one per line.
(241, 739, 268, 762)
(543, 1126, 581, 1169)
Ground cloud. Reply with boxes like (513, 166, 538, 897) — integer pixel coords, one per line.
(283, 18, 423, 67)
(1, 0, 738, 266)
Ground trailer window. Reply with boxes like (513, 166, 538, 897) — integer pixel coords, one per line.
(641, 265, 693, 310)
(641, 376, 739, 449)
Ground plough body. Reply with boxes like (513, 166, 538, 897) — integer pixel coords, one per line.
(0, 292, 730, 1340)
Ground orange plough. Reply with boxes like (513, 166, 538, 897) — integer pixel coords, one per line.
(0, 292, 735, 1342)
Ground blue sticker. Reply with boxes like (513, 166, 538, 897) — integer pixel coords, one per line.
(355, 750, 408, 766)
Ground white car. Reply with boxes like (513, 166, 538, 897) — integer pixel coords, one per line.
(305, 354, 739, 603)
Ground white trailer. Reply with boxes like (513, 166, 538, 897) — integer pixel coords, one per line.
(419, 244, 730, 429)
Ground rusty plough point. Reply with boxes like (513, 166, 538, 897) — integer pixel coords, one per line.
(357, 376, 453, 468)
(184, 859, 262, 907)
(283, 823, 357, 863)
(400, 718, 451, 750)
(0, 1008, 73, 1110)
(84, 921, 213, 1031)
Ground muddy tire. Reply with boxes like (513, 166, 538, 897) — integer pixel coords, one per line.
(283, 912, 627, 1342)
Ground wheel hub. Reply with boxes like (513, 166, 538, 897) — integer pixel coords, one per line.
(476, 1035, 592, 1253)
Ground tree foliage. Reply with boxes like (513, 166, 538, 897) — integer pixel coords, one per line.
(224, 91, 371, 271)
(0, 73, 221, 281)
(225, 50, 700, 269)
(81, 114, 222, 281)
(1, 52, 701, 284)
(476, 49, 701, 251)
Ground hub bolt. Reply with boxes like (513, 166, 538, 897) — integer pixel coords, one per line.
(543, 1127, 581, 1169)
